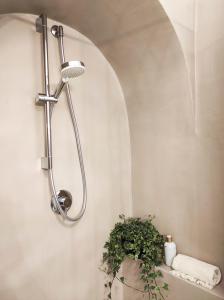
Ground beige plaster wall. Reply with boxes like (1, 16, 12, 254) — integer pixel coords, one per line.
(194, 0, 224, 277)
(159, 0, 196, 125)
(117, 1, 224, 299)
(131, 0, 224, 276)
(0, 14, 132, 300)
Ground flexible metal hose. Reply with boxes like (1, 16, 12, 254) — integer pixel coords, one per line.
(49, 26, 87, 222)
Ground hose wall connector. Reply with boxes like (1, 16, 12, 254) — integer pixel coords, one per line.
(51, 25, 64, 38)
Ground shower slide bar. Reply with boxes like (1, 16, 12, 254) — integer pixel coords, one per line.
(35, 14, 87, 222)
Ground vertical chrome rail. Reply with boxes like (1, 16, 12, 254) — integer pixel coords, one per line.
(40, 14, 50, 95)
(36, 14, 53, 170)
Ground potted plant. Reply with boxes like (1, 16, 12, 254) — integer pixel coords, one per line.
(101, 215, 168, 299)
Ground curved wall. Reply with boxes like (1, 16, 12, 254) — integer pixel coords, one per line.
(0, 14, 132, 300)
(0, 1, 224, 300)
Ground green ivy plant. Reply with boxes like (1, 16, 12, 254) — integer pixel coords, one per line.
(101, 215, 168, 300)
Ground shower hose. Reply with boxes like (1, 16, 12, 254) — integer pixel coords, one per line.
(49, 28, 87, 222)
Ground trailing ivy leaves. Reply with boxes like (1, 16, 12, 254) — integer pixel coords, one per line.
(102, 215, 168, 300)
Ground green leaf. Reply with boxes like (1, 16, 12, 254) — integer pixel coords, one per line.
(120, 276, 125, 283)
(162, 283, 169, 290)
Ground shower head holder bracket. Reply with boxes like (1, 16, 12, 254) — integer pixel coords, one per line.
(35, 93, 58, 105)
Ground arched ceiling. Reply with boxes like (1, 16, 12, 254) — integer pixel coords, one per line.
(0, 0, 189, 135)
(0, 0, 167, 45)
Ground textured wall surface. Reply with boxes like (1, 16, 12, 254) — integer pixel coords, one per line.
(0, 1, 224, 300)
(194, 0, 224, 278)
(100, 0, 224, 298)
(142, 0, 224, 277)
(122, 1, 224, 299)
(0, 14, 132, 300)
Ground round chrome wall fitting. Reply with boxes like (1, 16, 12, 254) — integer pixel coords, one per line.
(51, 25, 59, 37)
(51, 25, 64, 38)
(51, 190, 72, 214)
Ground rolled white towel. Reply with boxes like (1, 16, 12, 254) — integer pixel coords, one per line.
(170, 270, 215, 289)
(172, 254, 222, 288)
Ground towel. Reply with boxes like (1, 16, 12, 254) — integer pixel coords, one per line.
(171, 254, 221, 289)
(170, 270, 214, 289)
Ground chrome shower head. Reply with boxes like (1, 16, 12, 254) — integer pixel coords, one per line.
(61, 61, 85, 82)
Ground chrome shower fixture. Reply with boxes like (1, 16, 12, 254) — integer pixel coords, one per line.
(62, 61, 85, 81)
(54, 61, 85, 99)
(35, 14, 87, 222)
(37, 60, 85, 104)
(51, 190, 72, 214)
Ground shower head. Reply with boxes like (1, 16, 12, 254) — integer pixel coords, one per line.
(54, 60, 85, 99)
(61, 61, 85, 82)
